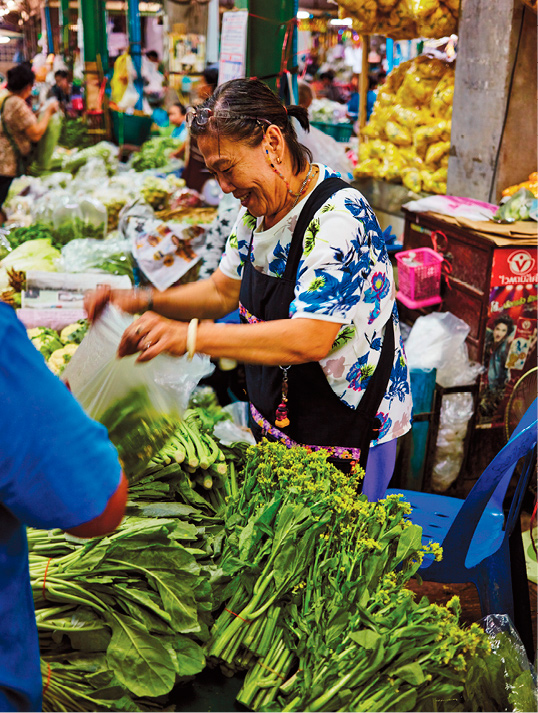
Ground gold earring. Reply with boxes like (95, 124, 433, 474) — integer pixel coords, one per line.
(276, 157, 282, 164)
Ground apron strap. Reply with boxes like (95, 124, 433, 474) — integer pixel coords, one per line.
(283, 175, 350, 280)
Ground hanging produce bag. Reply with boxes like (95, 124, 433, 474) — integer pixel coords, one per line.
(63, 306, 213, 480)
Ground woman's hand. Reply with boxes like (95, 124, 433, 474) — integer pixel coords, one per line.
(84, 285, 151, 322)
(118, 311, 189, 362)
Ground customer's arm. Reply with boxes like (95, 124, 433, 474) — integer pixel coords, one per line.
(25, 100, 59, 143)
(0, 304, 126, 537)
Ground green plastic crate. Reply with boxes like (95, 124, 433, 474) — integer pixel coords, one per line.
(310, 120, 354, 143)
(110, 109, 154, 146)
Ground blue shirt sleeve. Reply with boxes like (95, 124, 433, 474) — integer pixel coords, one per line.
(0, 304, 122, 530)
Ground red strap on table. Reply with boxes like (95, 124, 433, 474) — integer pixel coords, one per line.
(42, 662, 52, 696)
(42, 557, 52, 600)
(225, 608, 252, 624)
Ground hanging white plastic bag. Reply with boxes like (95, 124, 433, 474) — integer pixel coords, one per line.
(118, 80, 141, 111)
(404, 312, 470, 371)
(63, 306, 214, 480)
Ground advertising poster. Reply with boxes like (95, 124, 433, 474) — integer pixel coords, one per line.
(218, 10, 248, 85)
(477, 247, 538, 427)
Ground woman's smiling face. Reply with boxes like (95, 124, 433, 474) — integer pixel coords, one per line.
(197, 130, 287, 220)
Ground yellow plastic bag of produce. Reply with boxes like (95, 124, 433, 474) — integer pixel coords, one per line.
(385, 120, 413, 146)
(413, 123, 445, 157)
(419, 5, 458, 37)
(391, 104, 432, 128)
(355, 158, 380, 177)
(425, 140, 450, 167)
(402, 72, 439, 104)
(406, 0, 438, 19)
(430, 73, 455, 118)
(401, 167, 423, 193)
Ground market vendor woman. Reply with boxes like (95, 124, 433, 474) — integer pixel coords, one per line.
(86, 78, 412, 499)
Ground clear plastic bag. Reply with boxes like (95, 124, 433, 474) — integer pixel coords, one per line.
(64, 306, 214, 479)
(436, 342, 484, 388)
(58, 234, 134, 278)
(431, 391, 474, 492)
(462, 614, 538, 713)
(213, 402, 256, 446)
(404, 312, 470, 371)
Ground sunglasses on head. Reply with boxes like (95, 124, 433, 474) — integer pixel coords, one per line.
(186, 106, 271, 129)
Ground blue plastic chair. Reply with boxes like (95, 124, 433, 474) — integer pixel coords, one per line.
(386, 401, 537, 624)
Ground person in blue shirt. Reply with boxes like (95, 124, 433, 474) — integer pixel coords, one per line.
(347, 74, 377, 123)
(0, 303, 127, 712)
(168, 102, 188, 160)
(169, 102, 188, 141)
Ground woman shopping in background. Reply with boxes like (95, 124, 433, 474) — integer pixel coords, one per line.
(0, 63, 58, 220)
(85, 78, 412, 499)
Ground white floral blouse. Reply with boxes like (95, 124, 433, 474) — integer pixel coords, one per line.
(219, 164, 413, 445)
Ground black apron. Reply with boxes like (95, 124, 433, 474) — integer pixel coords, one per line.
(239, 176, 395, 470)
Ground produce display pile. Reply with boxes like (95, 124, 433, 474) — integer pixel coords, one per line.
(336, 0, 458, 39)
(27, 320, 88, 374)
(27, 383, 536, 712)
(0, 138, 212, 305)
(356, 56, 454, 195)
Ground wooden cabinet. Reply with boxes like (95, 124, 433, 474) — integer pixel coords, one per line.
(399, 209, 538, 436)
(398, 210, 537, 362)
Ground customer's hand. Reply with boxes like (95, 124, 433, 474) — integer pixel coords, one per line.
(84, 286, 152, 322)
(47, 99, 60, 115)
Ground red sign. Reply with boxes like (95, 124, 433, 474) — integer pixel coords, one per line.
(491, 247, 538, 287)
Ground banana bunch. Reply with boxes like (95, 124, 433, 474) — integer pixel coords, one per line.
(150, 409, 227, 481)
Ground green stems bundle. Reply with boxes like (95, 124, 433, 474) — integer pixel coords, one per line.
(30, 517, 211, 710)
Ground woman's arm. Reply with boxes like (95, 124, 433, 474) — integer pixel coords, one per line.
(25, 101, 59, 143)
(84, 268, 241, 322)
(119, 312, 342, 366)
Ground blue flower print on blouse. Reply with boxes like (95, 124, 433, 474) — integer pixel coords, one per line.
(376, 412, 392, 440)
(344, 196, 389, 266)
(387, 353, 410, 405)
(297, 268, 363, 317)
(345, 352, 375, 392)
(268, 240, 290, 278)
(363, 272, 391, 324)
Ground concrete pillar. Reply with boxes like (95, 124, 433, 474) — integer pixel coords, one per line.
(447, 0, 537, 203)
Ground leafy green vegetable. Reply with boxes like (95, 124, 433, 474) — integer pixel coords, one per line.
(131, 137, 182, 172)
(30, 516, 211, 709)
(5, 223, 57, 250)
(97, 387, 177, 480)
(58, 118, 92, 150)
(62, 142, 118, 176)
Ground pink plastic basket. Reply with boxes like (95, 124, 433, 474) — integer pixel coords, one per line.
(396, 247, 444, 309)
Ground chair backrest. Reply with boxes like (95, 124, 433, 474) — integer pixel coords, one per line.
(435, 413, 537, 567)
(491, 397, 537, 511)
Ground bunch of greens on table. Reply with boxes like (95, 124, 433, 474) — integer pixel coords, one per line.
(58, 118, 92, 150)
(5, 222, 56, 250)
(30, 516, 213, 712)
(61, 142, 118, 176)
(203, 442, 520, 712)
(131, 137, 182, 172)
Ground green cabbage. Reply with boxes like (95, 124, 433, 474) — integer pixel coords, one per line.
(1, 239, 60, 273)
